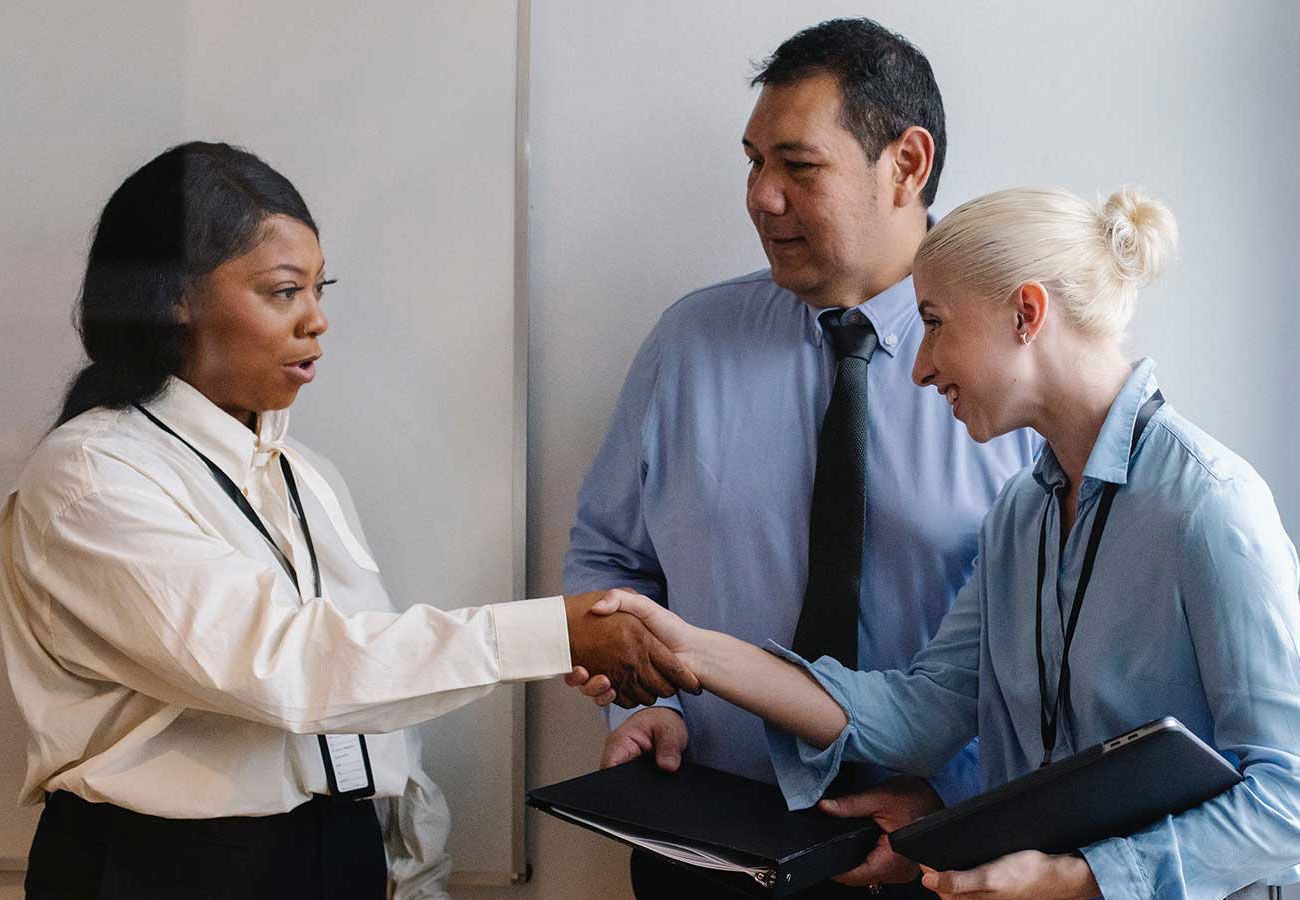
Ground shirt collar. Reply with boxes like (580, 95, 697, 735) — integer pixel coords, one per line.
(1032, 357, 1160, 492)
(804, 273, 918, 358)
(142, 376, 292, 489)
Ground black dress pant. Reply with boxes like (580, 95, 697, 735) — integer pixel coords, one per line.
(631, 848, 935, 899)
(25, 791, 387, 900)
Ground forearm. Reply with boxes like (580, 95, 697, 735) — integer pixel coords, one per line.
(685, 627, 848, 748)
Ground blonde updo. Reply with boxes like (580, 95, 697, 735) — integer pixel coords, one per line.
(915, 186, 1178, 337)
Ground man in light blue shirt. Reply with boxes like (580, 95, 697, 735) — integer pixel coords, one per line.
(564, 18, 1036, 897)
(766, 358, 1300, 899)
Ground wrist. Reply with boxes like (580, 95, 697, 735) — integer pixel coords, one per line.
(1054, 853, 1099, 899)
(634, 704, 682, 719)
(677, 624, 711, 686)
(562, 593, 586, 630)
(562, 591, 603, 649)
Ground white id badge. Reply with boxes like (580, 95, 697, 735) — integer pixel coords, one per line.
(317, 734, 376, 798)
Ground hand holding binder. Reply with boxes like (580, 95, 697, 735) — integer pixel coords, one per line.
(818, 775, 944, 887)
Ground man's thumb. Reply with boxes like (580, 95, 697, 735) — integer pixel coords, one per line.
(654, 747, 682, 772)
(650, 715, 687, 772)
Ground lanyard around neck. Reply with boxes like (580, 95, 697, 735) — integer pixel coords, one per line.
(1034, 390, 1163, 768)
(136, 405, 322, 599)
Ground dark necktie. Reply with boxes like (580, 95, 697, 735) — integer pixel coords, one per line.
(793, 308, 877, 669)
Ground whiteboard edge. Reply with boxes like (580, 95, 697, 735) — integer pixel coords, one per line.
(510, 0, 532, 885)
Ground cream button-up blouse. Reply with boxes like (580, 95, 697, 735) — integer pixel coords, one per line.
(0, 377, 570, 892)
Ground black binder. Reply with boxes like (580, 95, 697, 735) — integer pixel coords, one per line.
(527, 757, 881, 896)
(889, 717, 1242, 871)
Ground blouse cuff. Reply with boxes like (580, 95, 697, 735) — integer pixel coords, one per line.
(763, 641, 858, 810)
(491, 595, 572, 682)
(1080, 835, 1152, 900)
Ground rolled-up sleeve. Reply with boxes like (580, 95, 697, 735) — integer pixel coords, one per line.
(767, 566, 986, 810)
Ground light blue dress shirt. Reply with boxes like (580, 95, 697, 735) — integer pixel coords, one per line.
(564, 269, 1037, 800)
(767, 359, 1300, 898)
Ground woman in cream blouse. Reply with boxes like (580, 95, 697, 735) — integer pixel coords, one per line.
(0, 141, 696, 900)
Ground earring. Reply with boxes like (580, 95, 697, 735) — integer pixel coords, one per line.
(1019, 333, 1031, 346)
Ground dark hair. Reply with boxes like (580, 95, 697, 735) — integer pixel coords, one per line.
(752, 18, 947, 207)
(56, 141, 317, 426)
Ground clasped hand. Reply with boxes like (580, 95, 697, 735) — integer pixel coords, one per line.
(563, 589, 700, 708)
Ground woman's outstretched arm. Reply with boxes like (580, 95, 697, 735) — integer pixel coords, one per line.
(578, 591, 849, 748)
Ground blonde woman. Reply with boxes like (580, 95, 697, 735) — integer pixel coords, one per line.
(571, 188, 1300, 899)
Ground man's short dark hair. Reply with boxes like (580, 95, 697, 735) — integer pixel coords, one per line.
(752, 18, 947, 207)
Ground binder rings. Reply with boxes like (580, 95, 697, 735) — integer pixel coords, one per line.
(890, 717, 1242, 871)
(527, 757, 881, 896)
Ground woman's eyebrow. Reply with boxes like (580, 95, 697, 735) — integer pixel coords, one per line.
(252, 264, 327, 278)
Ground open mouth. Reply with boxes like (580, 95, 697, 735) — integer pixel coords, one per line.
(283, 356, 319, 384)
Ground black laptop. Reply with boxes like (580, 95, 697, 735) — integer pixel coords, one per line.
(889, 717, 1241, 871)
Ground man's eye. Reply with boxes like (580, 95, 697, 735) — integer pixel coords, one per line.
(746, 157, 762, 170)
(787, 161, 814, 172)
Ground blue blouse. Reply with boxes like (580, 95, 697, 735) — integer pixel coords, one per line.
(767, 359, 1300, 898)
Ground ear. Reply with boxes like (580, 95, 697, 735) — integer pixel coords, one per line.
(1011, 282, 1049, 344)
(888, 126, 935, 209)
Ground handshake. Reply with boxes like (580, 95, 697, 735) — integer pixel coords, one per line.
(562, 589, 698, 708)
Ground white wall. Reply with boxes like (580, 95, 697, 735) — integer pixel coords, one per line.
(510, 2, 1300, 899)
(0, 0, 528, 894)
(1, 3, 1297, 899)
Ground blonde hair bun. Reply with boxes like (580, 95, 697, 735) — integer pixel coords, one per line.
(1101, 187, 1178, 288)
(916, 185, 1177, 337)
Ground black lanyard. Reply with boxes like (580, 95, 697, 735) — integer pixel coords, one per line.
(136, 405, 322, 599)
(1035, 390, 1163, 768)
(139, 405, 374, 798)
